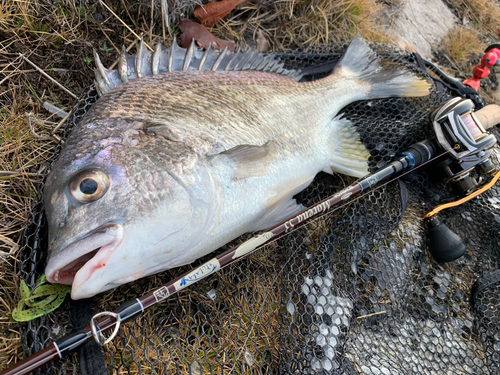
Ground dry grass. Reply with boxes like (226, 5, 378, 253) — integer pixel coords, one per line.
(214, 0, 394, 51)
(0, 0, 499, 373)
(442, 27, 486, 65)
(445, 0, 500, 38)
(100, 271, 283, 375)
(437, 1, 500, 101)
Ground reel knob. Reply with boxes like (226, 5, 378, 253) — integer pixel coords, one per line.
(425, 216, 466, 263)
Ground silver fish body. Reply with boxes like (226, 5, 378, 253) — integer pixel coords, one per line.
(44, 37, 430, 299)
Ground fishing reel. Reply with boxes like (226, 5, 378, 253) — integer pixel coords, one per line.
(430, 97, 497, 196)
(424, 97, 500, 262)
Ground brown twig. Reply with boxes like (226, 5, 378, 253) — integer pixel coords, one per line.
(0, 171, 41, 177)
(19, 54, 77, 99)
(99, 0, 153, 51)
(51, 110, 72, 135)
(356, 311, 388, 320)
(98, 25, 121, 56)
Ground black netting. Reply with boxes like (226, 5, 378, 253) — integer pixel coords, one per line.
(17, 43, 500, 374)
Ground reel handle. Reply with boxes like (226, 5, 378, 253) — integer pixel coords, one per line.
(474, 104, 500, 130)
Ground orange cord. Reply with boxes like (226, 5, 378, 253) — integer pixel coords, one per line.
(423, 170, 500, 219)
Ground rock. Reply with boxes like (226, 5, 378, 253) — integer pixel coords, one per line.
(382, 0, 459, 59)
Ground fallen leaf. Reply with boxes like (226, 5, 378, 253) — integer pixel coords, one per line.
(179, 19, 236, 50)
(256, 30, 269, 53)
(194, 0, 247, 27)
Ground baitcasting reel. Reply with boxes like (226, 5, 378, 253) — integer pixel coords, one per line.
(424, 98, 500, 262)
(430, 97, 498, 196)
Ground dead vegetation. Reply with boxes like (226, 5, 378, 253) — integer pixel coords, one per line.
(442, 27, 486, 65)
(216, 0, 394, 50)
(444, 0, 500, 38)
(1, 0, 499, 372)
(438, 0, 500, 101)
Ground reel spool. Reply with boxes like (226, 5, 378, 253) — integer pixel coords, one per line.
(425, 98, 500, 262)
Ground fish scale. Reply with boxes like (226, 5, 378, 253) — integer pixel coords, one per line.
(44, 36, 430, 299)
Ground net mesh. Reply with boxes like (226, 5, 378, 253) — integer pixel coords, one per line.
(18, 43, 500, 374)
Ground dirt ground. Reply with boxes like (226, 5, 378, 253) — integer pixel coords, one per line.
(1, 0, 499, 371)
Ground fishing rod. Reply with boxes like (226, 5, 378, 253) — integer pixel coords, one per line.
(2, 103, 500, 375)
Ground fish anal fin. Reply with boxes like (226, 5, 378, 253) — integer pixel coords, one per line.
(219, 141, 275, 179)
(327, 115, 369, 178)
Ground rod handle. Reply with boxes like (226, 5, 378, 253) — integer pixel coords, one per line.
(475, 104, 500, 130)
(0, 344, 59, 375)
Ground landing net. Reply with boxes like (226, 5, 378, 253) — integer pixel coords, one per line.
(19, 43, 500, 375)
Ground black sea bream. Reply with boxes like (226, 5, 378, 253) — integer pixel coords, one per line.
(44, 37, 430, 299)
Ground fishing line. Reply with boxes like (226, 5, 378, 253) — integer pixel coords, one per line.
(228, 148, 452, 370)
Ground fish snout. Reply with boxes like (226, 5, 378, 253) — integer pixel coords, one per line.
(45, 224, 124, 296)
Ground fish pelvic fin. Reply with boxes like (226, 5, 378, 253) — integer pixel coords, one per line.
(251, 177, 312, 231)
(326, 116, 369, 178)
(334, 35, 430, 99)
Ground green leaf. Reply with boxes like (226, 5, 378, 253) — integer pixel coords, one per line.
(12, 275, 71, 322)
(99, 41, 114, 52)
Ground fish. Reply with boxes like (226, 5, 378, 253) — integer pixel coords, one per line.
(44, 36, 430, 300)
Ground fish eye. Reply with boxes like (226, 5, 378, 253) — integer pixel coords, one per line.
(69, 169, 110, 203)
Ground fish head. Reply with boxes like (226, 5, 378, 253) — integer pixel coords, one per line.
(44, 123, 213, 299)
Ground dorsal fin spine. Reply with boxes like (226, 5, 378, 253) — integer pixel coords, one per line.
(184, 39, 196, 71)
(199, 43, 212, 70)
(226, 48, 241, 71)
(212, 47, 228, 71)
(95, 40, 303, 96)
(152, 42, 161, 75)
(168, 36, 177, 72)
(118, 46, 129, 83)
(136, 38, 145, 78)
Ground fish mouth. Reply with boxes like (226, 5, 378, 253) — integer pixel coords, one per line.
(45, 224, 124, 292)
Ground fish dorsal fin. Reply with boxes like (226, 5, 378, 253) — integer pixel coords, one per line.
(216, 142, 276, 180)
(94, 40, 303, 96)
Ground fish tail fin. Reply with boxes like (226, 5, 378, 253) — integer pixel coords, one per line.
(320, 36, 429, 177)
(324, 115, 369, 178)
(334, 36, 430, 98)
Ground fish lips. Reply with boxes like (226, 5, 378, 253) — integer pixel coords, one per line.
(45, 223, 124, 299)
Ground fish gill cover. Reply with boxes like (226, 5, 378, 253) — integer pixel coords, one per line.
(18, 41, 500, 375)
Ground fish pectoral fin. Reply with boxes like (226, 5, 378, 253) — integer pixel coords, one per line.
(218, 141, 275, 179)
(142, 123, 184, 142)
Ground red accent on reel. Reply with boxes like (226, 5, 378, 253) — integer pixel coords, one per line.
(463, 45, 500, 91)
